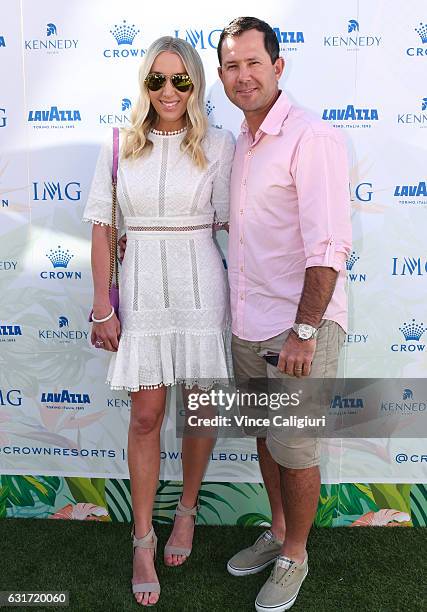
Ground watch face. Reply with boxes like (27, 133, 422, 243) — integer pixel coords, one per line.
(298, 324, 314, 339)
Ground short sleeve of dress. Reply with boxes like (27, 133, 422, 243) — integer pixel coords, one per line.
(82, 133, 122, 229)
(211, 129, 235, 224)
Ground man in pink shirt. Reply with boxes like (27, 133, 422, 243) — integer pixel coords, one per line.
(218, 17, 352, 612)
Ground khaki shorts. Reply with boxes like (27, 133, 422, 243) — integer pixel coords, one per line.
(231, 320, 345, 469)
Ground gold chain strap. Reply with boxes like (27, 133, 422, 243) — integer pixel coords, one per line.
(109, 180, 119, 290)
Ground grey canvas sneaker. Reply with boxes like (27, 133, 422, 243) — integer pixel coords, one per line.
(255, 554, 308, 612)
(227, 530, 284, 576)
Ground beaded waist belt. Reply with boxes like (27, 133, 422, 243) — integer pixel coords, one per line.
(127, 223, 212, 232)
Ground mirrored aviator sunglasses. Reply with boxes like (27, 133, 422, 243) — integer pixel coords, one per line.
(144, 72, 193, 92)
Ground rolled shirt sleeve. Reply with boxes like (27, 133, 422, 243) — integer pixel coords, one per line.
(294, 132, 352, 272)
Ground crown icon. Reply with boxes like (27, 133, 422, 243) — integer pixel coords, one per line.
(110, 20, 140, 45)
(399, 319, 426, 341)
(348, 19, 359, 33)
(415, 22, 427, 43)
(346, 251, 360, 271)
(121, 98, 131, 111)
(46, 246, 73, 269)
(206, 101, 215, 116)
(59, 316, 69, 328)
(402, 388, 413, 400)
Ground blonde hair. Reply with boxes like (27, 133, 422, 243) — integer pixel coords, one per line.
(121, 36, 208, 168)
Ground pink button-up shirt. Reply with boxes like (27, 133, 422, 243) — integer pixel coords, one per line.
(228, 91, 352, 341)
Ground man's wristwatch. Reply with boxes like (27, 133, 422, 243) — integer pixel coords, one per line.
(292, 323, 318, 341)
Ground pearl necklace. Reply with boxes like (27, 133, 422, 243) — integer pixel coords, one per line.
(151, 127, 186, 136)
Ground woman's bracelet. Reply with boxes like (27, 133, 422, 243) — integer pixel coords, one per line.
(91, 306, 115, 323)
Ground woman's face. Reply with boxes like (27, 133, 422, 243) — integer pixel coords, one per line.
(147, 51, 192, 131)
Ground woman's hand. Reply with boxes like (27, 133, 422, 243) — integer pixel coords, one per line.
(91, 312, 121, 352)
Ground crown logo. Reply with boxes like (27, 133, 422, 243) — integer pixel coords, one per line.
(110, 20, 140, 45)
(121, 98, 131, 111)
(59, 316, 69, 328)
(399, 319, 426, 341)
(46, 23, 57, 37)
(403, 388, 413, 400)
(46, 246, 73, 269)
(348, 19, 359, 33)
(346, 251, 360, 271)
(415, 22, 427, 43)
(206, 101, 215, 116)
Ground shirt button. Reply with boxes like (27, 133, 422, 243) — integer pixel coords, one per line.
(248, 150, 253, 156)
(240, 209, 243, 215)
(240, 293, 244, 300)
(240, 237, 243, 244)
(240, 266, 244, 272)
(242, 179, 247, 186)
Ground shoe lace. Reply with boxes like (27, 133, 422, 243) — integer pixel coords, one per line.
(270, 556, 295, 584)
(253, 530, 274, 552)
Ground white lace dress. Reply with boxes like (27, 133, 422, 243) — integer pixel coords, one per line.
(83, 127, 235, 390)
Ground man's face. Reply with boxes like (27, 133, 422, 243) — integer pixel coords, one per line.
(218, 29, 284, 114)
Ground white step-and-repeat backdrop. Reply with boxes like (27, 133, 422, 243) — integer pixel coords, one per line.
(1, 0, 426, 484)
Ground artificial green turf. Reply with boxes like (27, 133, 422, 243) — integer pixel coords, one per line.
(0, 519, 425, 611)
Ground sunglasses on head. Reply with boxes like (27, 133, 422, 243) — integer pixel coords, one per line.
(144, 72, 193, 92)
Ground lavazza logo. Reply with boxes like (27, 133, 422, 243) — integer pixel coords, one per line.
(25, 23, 78, 53)
(322, 103, 379, 128)
(329, 393, 364, 415)
(391, 319, 426, 352)
(40, 389, 90, 411)
(33, 181, 81, 201)
(381, 388, 426, 413)
(0, 323, 22, 342)
(406, 21, 427, 56)
(40, 245, 82, 280)
(28, 106, 81, 129)
(0, 389, 22, 407)
(392, 256, 427, 276)
(323, 19, 382, 50)
(104, 19, 145, 58)
(273, 27, 305, 53)
(346, 251, 367, 283)
(38, 315, 88, 343)
(397, 97, 427, 127)
(0, 35, 5, 48)
(99, 98, 132, 125)
(393, 180, 427, 205)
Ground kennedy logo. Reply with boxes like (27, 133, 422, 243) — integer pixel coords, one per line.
(392, 257, 427, 276)
(174, 27, 222, 50)
(391, 319, 426, 352)
(397, 97, 427, 127)
(0, 36, 5, 48)
(25, 22, 78, 54)
(351, 181, 374, 202)
(322, 104, 379, 129)
(0, 389, 22, 407)
(346, 251, 366, 282)
(381, 388, 426, 413)
(0, 260, 17, 272)
(406, 21, 427, 56)
(329, 394, 364, 415)
(99, 98, 132, 125)
(104, 19, 145, 58)
(28, 106, 81, 129)
(40, 245, 82, 280)
(0, 108, 6, 128)
(107, 397, 131, 408)
(33, 181, 81, 201)
(273, 27, 304, 53)
(0, 324, 22, 342)
(345, 332, 369, 345)
(394, 180, 427, 205)
(38, 315, 88, 343)
(41, 389, 90, 411)
(324, 19, 381, 50)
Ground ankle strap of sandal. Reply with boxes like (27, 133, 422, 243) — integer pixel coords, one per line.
(132, 525, 157, 549)
(175, 498, 199, 517)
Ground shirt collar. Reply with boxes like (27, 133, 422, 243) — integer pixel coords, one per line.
(240, 90, 291, 136)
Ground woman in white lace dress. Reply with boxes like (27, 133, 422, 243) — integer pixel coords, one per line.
(83, 37, 234, 606)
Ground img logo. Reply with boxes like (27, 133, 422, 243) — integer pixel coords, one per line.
(351, 181, 374, 202)
(322, 104, 379, 128)
(406, 22, 427, 56)
(0, 324, 22, 342)
(99, 98, 132, 125)
(104, 19, 145, 58)
(0, 36, 5, 48)
(346, 251, 366, 282)
(392, 257, 427, 276)
(174, 27, 222, 50)
(38, 315, 88, 343)
(397, 97, 427, 127)
(273, 27, 305, 53)
(40, 245, 82, 280)
(0, 108, 6, 128)
(0, 389, 22, 407)
(394, 180, 427, 205)
(391, 319, 426, 352)
(24, 22, 78, 54)
(28, 106, 81, 129)
(33, 181, 81, 201)
(324, 19, 381, 50)
(40, 389, 90, 411)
